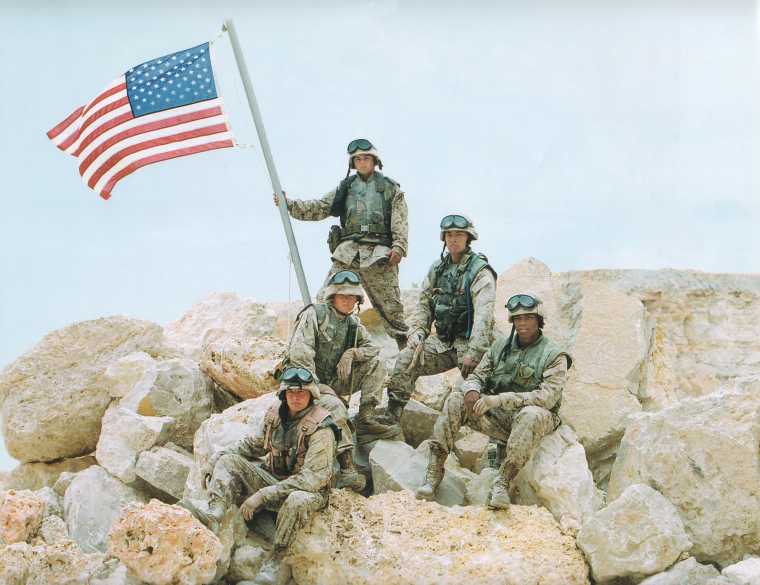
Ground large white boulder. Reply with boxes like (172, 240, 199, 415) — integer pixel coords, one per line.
(577, 484, 691, 582)
(135, 445, 194, 501)
(3, 455, 96, 491)
(288, 489, 590, 585)
(722, 557, 760, 585)
(0, 317, 164, 462)
(63, 466, 147, 553)
(638, 557, 730, 585)
(608, 387, 760, 567)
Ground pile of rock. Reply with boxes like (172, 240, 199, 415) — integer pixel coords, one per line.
(0, 262, 758, 584)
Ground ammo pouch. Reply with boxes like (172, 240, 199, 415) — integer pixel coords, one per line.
(328, 224, 342, 253)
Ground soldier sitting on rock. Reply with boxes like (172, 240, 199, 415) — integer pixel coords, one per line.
(178, 367, 338, 584)
(284, 269, 390, 492)
(416, 294, 572, 509)
(378, 213, 496, 432)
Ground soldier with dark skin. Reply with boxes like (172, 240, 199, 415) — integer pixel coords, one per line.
(178, 367, 338, 585)
(274, 139, 409, 349)
(416, 294, 572, 509)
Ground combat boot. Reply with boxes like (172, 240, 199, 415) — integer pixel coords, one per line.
(487, 476, 511, 510)
(374, 398, 404, 430)
(336, 450, 366, 492)
(415, 443, 446, 501)
(176, 496, 225, 534)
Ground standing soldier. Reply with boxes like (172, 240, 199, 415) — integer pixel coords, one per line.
(179, 367, 338, 584)
(379, 214, 496, 430)
(285, 270, 388, 491)
(274, 138, 409, 349)
(416, 294, 572, 510)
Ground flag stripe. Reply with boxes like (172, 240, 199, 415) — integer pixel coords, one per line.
(87, 123, 230, 188)
(47, 106, 85, 140)
(58, 96, 130, 152)
(71, 110, 135, 157)
(100, 138, 234, 199)
(82, 81, 127, 118)
(78, 105, 224, 176)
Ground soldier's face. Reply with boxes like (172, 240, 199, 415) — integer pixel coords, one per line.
(285, 388, 311, 414)
(332, 294, 358, 315)
(353, 154, 375, 176)
(444, 231, 469, 256)
(513, 314, 540, 343)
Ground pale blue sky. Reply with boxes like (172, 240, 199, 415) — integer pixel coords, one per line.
(1, 0, 758, 470)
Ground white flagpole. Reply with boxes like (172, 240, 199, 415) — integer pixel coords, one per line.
(223, 18, 311, 305)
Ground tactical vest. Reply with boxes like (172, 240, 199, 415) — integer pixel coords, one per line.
(484, 334, 570, 413)
(262, 404, 336, 480)
(329, 172, 398, 246)
(430, 252, 496, 342)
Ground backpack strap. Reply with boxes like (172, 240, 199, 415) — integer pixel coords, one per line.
(263, 403, 282, 456)
(294, 405, 331, 470)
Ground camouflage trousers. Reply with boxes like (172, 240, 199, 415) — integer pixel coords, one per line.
(208, 454, 327, 550)
(430, 391, 560, 483)
(317, 259, 408, 339)
(387, 335, 467, 406)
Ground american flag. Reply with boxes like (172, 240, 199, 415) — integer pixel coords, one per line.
(47, 42, 235, 200)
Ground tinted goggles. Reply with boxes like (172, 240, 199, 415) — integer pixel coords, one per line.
(506, 294, 538, 311)
(330, 270, 361, 285)
(281, 367, 314, 386)
(440, 214, 471, 230)
(347, 138, 374, 154)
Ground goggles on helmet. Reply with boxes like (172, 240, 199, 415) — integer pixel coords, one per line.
(280, 367, 314, 387)
(506, 294, 538, 311)
(347, 138, 374, 154)
(329, 270, 361, 286)
(440, 214, 472, 230)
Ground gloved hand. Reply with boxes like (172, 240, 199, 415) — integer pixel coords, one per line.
(272, 191, 288, 207)
(407, 330, 425, 351)
(202, 451, 223, 489)
(337, 349, 357, 383)
(473, 395, 501, 417)
(240, 491, 267, 521)
(463, 390, 480, 414)
(460, 356, 478, 379)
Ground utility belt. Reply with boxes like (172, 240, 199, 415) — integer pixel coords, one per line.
(328, 225, 391, 252)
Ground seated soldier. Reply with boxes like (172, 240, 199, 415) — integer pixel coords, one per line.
(285, 269, 390, 491)
(416, 294, 572, 509)
(179, 367, 338, 583)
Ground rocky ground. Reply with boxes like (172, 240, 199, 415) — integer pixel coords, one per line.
(0, 258, 759, 584)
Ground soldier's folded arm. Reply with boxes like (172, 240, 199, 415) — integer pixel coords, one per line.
(286, 306, 320, 382)
(461, 346, 494, 394)
(285, 189, 337, 222)
(464, 268, 496, 363)
(390, 188, 408, 258)
(512, 354, 570, 411)
(257, 427, 337, 507)
(223, 430, 267, 461)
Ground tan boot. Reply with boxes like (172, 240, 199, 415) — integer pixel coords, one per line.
(415, 443, 446, 501)
(336, 450, 366, 492)
(176, 496, 225, 534)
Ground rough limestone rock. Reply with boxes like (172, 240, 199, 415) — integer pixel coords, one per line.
(102, 351, 157, 401)
(399, 399, 439, 447)
(513, 425, 600, 535)
(608, 387, 760, 567)
(577, 484, 692, 582)
(136, 445, 194, 500)
(33, 486, 63, 518)
(124, 357, 215, 451)
(0, 489, 46, 544)
(3, 455, 96, 491)
(289, 489, 590, 585)
(89, 558, 144, 585)
(638, 559, 730, 585)
(464, 467, 498, 506)
(165, 292, 278, 359)
(411, 369, 461, 412)
(63, 465, 147, 553)
(184, 393, 278, 501)
(95, 405, 173, 483)
(108, 499, 223, 585)
(0, 539, 106, 585)
(453, 428, 490, 473)
(38, 514, 69, 545)
(722, 557, 760, 584)
(200, 333, 285, 400)
(227, 543, 268, 582)
(369, 440, 471, 507)
(0, 316, 165, 462)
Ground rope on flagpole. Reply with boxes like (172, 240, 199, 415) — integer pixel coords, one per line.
(209, 27, 227, 46)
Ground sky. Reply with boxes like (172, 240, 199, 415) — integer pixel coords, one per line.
(1, 0, 758, 471)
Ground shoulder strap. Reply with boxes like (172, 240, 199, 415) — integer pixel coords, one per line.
(462, 253, 495, 339)
(344, 314, 359, 353)
(330, 174, 358, 221)
(263, 403, 281, 452)
(314, 303, 328, 326)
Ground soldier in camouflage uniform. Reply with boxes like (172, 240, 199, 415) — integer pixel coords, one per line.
(286, 270, 387, 491)
(416, 294, 572, 510)
(379, 214, 496, 430)
(178, 367, 337, 584)
(274, 138, 409, 348)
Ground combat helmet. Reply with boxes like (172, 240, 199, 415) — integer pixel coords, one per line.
(347, 138, 383, 171)
(506, 293, 545, 322)
(323, 270, 364, 304)
(278, 367, 321, 401)
(439, 214, 479, 242)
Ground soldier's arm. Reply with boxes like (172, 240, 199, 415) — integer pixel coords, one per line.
(256, 427, 336, 507)
(286, 307, 320, 382)
(461, 345, 495, 395)
(465, 269, 496, 363)
(286, 188, 337, 222)
(353, 321, 381, 361)
(509, 354, 569, 411)
(390, 188, 408, 258)
(408, 265, 436, 335)
(223, 426, 267, 460)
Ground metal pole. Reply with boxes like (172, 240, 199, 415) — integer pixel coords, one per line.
(223, 18, 311, 305)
